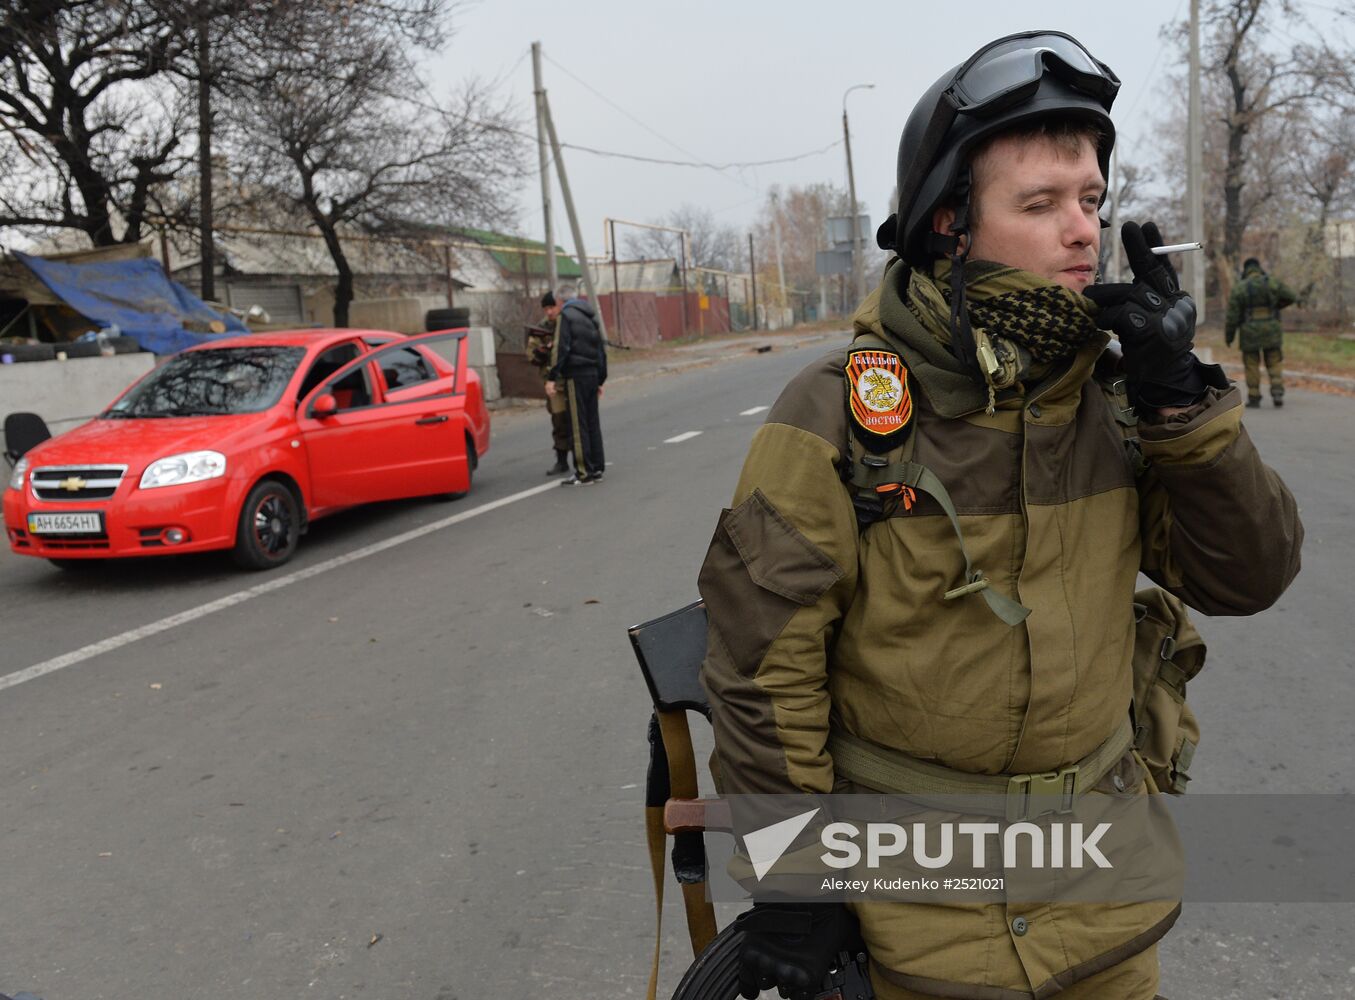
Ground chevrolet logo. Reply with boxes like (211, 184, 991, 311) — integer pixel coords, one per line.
(59, 477, 87, 492)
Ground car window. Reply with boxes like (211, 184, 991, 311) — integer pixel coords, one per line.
(378, 346, 435, 392)
(297, 343, 363, 401)
(326, 363, 373, 411)
(105, 346, 305, 417)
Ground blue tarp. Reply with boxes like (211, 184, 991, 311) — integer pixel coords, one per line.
(15, 251, 246, 355)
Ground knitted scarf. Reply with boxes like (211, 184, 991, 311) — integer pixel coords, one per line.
(906, 259, 1101, 410)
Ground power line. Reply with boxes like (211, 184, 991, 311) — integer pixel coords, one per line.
(542, 52, 709, 166)
(553, 137, 843, 171)
(539, 51, 841, 176)
(1117, 0, 1188, 164)
(382, 82, 842, 173)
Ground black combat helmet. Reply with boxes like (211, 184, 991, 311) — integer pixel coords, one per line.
(877, 30, 1120, 265)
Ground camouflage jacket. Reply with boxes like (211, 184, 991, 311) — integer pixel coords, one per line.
(698, 261, 1303, 996)
(1226, 266, 1297, 352)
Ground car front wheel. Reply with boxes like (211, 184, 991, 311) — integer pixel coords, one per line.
(232, 479, 300, 570)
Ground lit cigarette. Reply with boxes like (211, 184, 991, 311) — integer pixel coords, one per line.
(1150, 242, 1203, 255)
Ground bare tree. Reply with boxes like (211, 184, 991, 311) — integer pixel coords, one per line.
(1205, 1, 1337, 283)
(621, 203, 742, 272)
(752, 182, 863, 308)
(1124, 0, 1344, 303)
(1287, 99, 1355, 304)
(224, 1, 525, 327)
(0, 0, 197, 246)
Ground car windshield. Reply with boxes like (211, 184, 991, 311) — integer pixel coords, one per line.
(105, 346, 306, 417)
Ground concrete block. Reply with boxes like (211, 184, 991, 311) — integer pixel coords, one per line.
(474, 363, 501, 402)
(0, 353, 156, 433)
(465, 327, 496, 368)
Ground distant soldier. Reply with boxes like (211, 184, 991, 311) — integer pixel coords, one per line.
(528, 301, 571, 475)
(1226, 257, 1297, 408)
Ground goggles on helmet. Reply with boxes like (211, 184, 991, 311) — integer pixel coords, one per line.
(890, 30, 1119, 261)
(949, 31, 1119, 116)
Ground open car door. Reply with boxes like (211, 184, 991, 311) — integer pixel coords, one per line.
(297, 331, 469, 510)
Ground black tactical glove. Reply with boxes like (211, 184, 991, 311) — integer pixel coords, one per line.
(735, 901, 860, 999)
(1084, 221, 1222, 409)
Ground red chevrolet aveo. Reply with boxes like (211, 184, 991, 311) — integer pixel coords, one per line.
(4, 329, 489, 570)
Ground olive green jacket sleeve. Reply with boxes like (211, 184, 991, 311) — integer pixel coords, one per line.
(697, 355, 859, 795)
(1136, 385, 1303, 615)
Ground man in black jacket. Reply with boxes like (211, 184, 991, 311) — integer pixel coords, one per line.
(543, 288, 607, 485)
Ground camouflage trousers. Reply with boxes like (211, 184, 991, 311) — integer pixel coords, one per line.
(1242, 348, 1284, 401)
(550, 405, 571, 453)
(871, 942, 1161, 1000)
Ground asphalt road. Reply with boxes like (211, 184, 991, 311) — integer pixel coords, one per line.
(0, 335, 1350, 999)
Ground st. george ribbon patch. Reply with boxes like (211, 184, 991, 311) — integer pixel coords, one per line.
(846, 349, 914, 451)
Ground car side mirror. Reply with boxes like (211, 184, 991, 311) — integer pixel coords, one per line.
(312, 393, 338, 418)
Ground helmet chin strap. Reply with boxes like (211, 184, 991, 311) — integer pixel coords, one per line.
(923, 167, 982, 376)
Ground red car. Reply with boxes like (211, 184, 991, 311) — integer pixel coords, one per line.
(4, 328, 489, 570)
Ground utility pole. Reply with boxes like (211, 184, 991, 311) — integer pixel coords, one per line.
(1187, 0, 1206, 321)
(679, 230, 690, 335)
(843, 84, 874, 307)
(748, 233, 758, 331)
(197, 12, 215, 302)
(541, 94, 606, 340)
(531, 43, 558, 293)
(771, 191, 787, 314)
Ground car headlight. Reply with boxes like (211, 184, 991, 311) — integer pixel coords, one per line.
(139, 450, 227, 489)
(7, 456, 27, 491)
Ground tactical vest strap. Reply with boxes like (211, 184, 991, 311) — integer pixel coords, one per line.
(899, 461, 1031, 626)
(844, 331, 1030, 627)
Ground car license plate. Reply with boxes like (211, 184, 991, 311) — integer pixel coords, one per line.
(27, 511, 105, 535)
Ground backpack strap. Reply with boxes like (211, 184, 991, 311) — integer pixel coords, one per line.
(842, 333, 1030, 627)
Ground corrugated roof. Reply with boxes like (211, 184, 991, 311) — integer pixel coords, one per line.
(451, 226, 581, 279)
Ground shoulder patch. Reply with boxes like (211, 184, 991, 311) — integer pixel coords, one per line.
(845, 349, 914, 452)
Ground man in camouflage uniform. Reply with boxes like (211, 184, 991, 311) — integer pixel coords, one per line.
(527, 298, 572, 475)
(698, 31, 1303, 1000)
(1226, 257, 1297, 408)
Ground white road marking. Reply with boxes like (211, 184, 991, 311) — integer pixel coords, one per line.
(664, 431, 703, 444)
(739, 406, 768, 416)
(0, 480, 564, 693)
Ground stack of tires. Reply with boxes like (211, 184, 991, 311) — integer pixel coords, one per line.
(424, 307, 472, 332)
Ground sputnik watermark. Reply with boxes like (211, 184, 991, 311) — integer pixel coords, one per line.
(820, 821, 1112, 871)
(746, 816, 1113, 882)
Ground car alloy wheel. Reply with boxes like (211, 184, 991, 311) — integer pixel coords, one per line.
(232, 479, 300, 570)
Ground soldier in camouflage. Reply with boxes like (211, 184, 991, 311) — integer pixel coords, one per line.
(698, 31, 1302, 1000)
(529, 294, 572, 475)
(1225, 258, 1297, 408)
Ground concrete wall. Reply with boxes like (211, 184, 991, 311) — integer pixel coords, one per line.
(0, 353, 157, 433)
(348, 297, 428, 334)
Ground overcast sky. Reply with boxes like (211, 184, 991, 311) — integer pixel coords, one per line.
(425, 0, 1208, 259)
